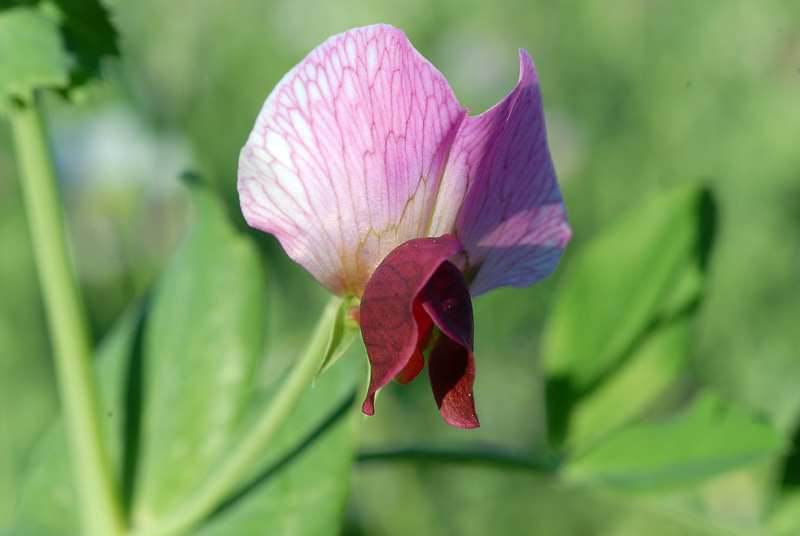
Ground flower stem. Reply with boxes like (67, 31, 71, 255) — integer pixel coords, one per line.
(10, 96, 126, 536)
(357, 446, 562, 474)
(135, 295, 344, 536)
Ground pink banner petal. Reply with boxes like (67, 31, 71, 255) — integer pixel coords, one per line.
(430, 49, 571, 296)
(238, 24, 466, 296)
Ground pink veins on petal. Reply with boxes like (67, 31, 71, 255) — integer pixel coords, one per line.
(239, 24, 570, 300)
(239, 24, 466, 297)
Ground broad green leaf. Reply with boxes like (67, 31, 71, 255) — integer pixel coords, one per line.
(543, 185, 715, 447)
(0, 7, 70, 109)
(543, 184, 714, 387)
(184, 295, 361, 535)
(194, 358, 358, 536)
(566, 314, 691, 451)
(133, 182, 267, 520)
(6, 304, 145, 536)
(561, 261, 704, 451)
(0, 201, 57, 530)
(563, 390, 785, 492)
(195, 414, 354, 536)
(7, 179, 359, 535)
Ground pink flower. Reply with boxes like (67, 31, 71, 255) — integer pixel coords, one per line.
(238, 24, 571, 428)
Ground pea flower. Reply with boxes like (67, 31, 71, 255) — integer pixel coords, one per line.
(238, 24, 571, 428)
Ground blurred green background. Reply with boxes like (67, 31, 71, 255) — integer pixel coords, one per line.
(2, 0, 799, 535)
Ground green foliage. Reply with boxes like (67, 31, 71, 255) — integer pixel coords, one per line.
(544, 184, 715, 448)
(193, 364, 356, 536)
(566, 314, 691, 451)
(8, 305, 142, 536)
(5, 182, 356, 535)
(543, 184, 713, 387)
(50, 0, 119, 88)
(0, 7, 69, 109)
(769, 490, 800, 536)
(134, 182, 267, 517)
(540, 182, 787, 493)
(0, 200, 56, 529)
(564, 390, 785, 491)
(0, 0, 118, 111)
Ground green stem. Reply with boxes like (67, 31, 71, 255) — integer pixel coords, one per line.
(358, 446, 562, 474)
(135, 295, 344, 536)
(10, 96, 126, 536)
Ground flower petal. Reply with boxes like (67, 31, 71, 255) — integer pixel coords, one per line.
(238, 24, 466, 296)
(393, 300, 434, 385)
(418, 261, 479, 428)
(427, 335, 479, 429)
(360, 235, 463, 416)
(429, 49, 572, 296)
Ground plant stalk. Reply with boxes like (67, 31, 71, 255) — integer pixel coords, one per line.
(10, 96, 126, 536)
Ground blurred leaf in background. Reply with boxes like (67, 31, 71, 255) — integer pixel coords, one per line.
(0, 171, 57, 530)
(51, 0, 119, 88)
(0, 6, 69, 111)
(544, 184, 715, 450)
(564, 390, 785, 492)
(0, 0, 118, 108)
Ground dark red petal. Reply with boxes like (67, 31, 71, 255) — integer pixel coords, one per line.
(394, 304, 434, 385)
(418, 261, 474, 351)
(394, 349, 425, 386)
(419, 261, 479, 428)
(360, 235, 463, 416)
(427, 335, 479, 429)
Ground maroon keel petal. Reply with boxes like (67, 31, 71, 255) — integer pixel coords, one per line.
(427, 335, 479, 429)
(360, 235, 463, 416)
(419, 261, 479, 428)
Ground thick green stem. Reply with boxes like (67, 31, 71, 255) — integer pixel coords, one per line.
(10, 97, 126, 536)
(135, 295, 344, 536)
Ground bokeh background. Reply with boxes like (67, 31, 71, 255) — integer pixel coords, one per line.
(2, 1, 799, 535)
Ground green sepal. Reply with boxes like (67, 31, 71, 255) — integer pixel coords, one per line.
(314, 296, 360, 383)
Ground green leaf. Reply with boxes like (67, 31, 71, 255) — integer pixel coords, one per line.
(195, 361, 357, 536)
(6, 180, 359, 535)
(50, 0, 119, 88)
(133, 182, 267, 520)
(188, 297, 360, 536)
(768, 490, 800, 536)
(566, 313, 692, 451)
(0, 200, 57, 530)
(563, 390, 785, 492)
(0, 6, 70, 109)
(543, 184, 714, 385)
(543, 184, 715, 447)
(7, 303, 145, 536)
